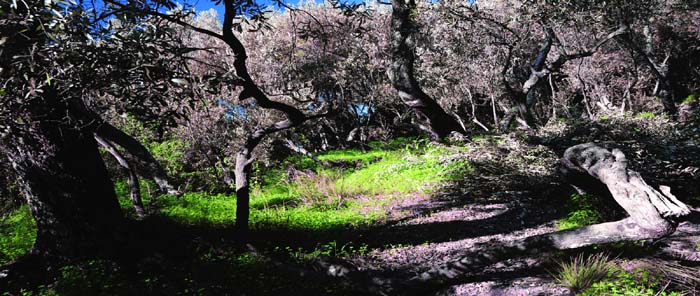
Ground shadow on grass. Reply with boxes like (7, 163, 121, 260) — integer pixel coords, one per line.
(8, 149, 695, 295)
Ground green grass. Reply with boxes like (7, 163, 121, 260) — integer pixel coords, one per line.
(114, 142, 473, 233)
(0, 205, 36, 265)
(2, 140, 477, 295)
(682, 94, 699, 104)
(155, 191, 375, 232)
(323, 144, 471, 195)
(636, 112, 656, 119)
(557, 193, 603, 231)
(554, 253, 615, 292)
(317, 149, 390, 163)
(580, 268, 679, 296)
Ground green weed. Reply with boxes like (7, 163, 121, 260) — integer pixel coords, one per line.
(682, 94, 699, 104)
(580, 268, 679, 296)
(636, 112, 656, 119)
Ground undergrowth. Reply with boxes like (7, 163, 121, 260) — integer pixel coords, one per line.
(553, 253, 682, 295)
(580, 267, 679, 296)
(554, 253, 615, 292)
(557, 193, 603, 231)
(0, 205, 36, 266)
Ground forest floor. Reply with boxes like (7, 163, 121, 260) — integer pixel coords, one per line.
(2, 116, 700, 295)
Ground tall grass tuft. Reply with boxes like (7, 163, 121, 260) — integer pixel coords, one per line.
(554, 253, 615, 292)
(293, 170, 359, 210)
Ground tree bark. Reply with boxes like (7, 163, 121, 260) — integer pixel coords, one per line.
(95, 134, 146, 218)
(94, 121, 179, 196)
(218, 0, 322, 236)
(1, 91, 124, 264)
(551, 142, 690, 247)
(500, 26, 627, 131)
(283, 138, 322, 164)
(390, 0, 465, 140)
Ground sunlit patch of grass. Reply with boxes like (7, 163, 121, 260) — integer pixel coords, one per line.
(155, 190, 379, 232)
(337, 146, 472, 195)
(317, 149, 390, 163)
(557, 193, 603, 231)
(580, 266, 680, 296)
(0, 205, 36, 265)
(152, 142, 473, 233)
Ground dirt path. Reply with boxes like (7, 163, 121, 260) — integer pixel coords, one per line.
(347, 188, 700, 295)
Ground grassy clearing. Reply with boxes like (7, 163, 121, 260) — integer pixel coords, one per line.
(155, 142, 472, 231)
(2, 140, 475, 295)
(0, 141, 475, 269)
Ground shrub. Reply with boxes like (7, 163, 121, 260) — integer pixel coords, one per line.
(554, 253, 615, 292)
(149, 139, 186, 177)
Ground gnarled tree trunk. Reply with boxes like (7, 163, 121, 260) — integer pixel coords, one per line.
(550, 142, 690, 247)
(410, 143, 692, 286)
(390, 0, 465, 140)
(1, 92, 124, 265)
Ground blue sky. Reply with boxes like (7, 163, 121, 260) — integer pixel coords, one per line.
(191, 0, 366, 19)
(191, 0, 315, 17)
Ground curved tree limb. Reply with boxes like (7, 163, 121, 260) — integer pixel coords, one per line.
(94, 134, 146, 218)
(94, 121, 179, 196)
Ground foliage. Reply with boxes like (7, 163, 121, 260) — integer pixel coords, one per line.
(635, 112, 656, 119)
(0, 206, 36, 266)
(149, 140, 187, 178)
(554, 253, 615, 292)
(682, 94, 699, 104)
(275, 241, 370, 263)
(557, 193, 603, 230)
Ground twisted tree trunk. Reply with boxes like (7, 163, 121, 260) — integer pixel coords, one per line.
(0, 91, 124, 269)
(390, 0, 465, 140)
(409, 143, 692, 287)
(551, 142, 690, 247)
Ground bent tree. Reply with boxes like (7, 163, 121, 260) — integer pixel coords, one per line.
(390, 0, 466, 140)
(116, 0, 327, 235)
(552, 143, 691, 247)
(411, 143, 692, 284)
